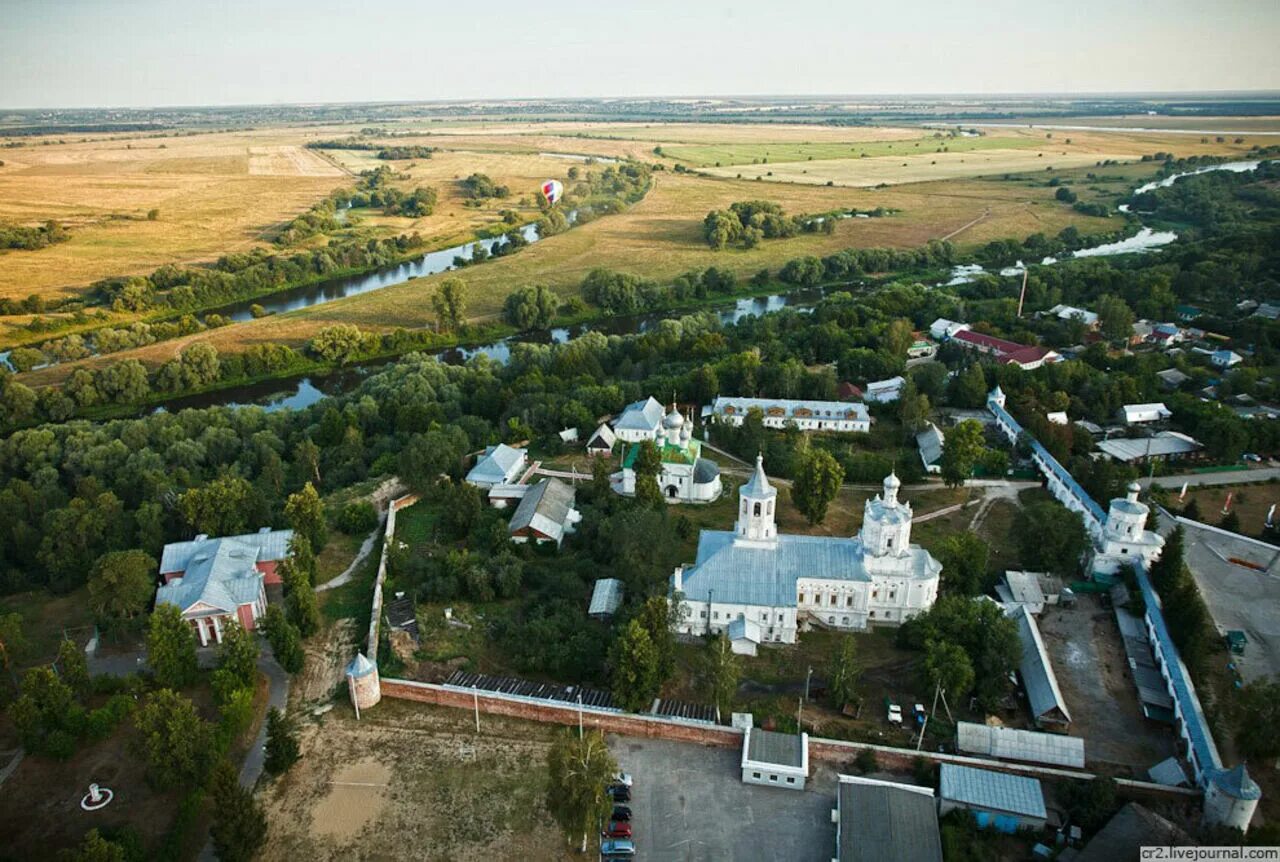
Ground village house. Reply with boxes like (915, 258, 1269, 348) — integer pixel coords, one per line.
(154, 528, 294, 645)
(464, 443, 527, 488)
(507, 477, 581, 548)
(1118, 402, 1172, 425)
(671, 460, 940, 647)
(707, 396, 870, 433)
(612, 396, 665, 443)
(948, 329, 1060, 370)
(864, 376, 905, 404)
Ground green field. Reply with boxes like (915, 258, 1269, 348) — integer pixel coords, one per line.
(662, 135, 1040, 167)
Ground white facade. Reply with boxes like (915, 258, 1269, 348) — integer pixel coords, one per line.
(1094, 482, 1165, 575)
(1119, 403, 1172, 425)
(672, 463, 940, 644)
(741, 728, 808, 791)
(709, 397, 870, 433)
(612, 396, 665, 443)
(865, 376, 905, 404)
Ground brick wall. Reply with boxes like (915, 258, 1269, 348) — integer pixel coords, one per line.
(381, 678, 741, 748)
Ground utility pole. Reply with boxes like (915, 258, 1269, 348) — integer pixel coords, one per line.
(473, 684, 480, 733)
(805, 666, 813, 702)
(577, 693, 583, 739)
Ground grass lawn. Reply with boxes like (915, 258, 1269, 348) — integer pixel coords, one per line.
(394, 498, 441, 547)
(0, 586, 95, 667)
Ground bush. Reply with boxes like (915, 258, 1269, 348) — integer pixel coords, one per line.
(337, 500, 379, 535)
(853, 748, 878, 774)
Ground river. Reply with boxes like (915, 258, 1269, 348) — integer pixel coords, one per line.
(28, 159, 1269, 406)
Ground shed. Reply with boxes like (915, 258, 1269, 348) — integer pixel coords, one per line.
(1118, 403, 1172, 425)
(727, 616, 762, 657)
(1013, 606, 1071, 729)
(585, 422, 617, 455)
(741, 728, 808, 790)
(835, 775, 942, 862)
(939, 763, 1047, 832)
(1148, 756, 1190, 787)
(1157, 368, 1191, 389)
(588, 578, 624, 620)
(558, 427, 579, 443)
(465, 443, 527, 488)
(955, 722, 1085, 769)
(916, 422, 945, 475)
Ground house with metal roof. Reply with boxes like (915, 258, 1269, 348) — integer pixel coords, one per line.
(708, 396, 870, 433)
(938, 763, 1047, 832)
(588, 578, 624, 620)
(916, 422, 944, 474)
(741, 727, 808, 790)
(464, 443, 527, 488)
(1047, 304, 1099, 328)
(1096, 431, 1202, 464)
(1211, 349, 1243, 369)
(508, 478, 580, 548)
(1119, 402, 1172, 425)
(1157, 367, 1192, 389)
(864, 376, 905, 404)
(671, 461, 940, 644)
(1013, 605, 1071, 730)
(612, 396, 665, 442)
(727, 616, 762, 656)
(955, 722, 1084, 769)
(834, 774, 942, 862)
(155, 528, 294, 645)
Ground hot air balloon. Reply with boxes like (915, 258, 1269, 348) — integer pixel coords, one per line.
(540, 179, 563, 206)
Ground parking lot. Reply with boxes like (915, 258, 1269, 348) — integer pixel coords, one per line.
(606, 736, 838, 861)
(1171, 516, 1280, 683)
(1038, 596, 1176, 771)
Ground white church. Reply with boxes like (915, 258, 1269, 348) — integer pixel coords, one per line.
(671, 457, 941, 646)
(612, 403, 723, 504)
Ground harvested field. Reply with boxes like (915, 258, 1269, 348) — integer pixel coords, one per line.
(247, 145, 342, 177)
(662, 133, 1039, 167)
(259, 699, 568, 861)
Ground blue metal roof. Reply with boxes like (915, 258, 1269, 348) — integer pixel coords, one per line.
(940, 764, 1047, 820)
(155, 535, 273, 614)
(988, 398, 1106, 524)
(679, 530, 940, 608)
(1210, 764, 1261, 800)
(1013, 606, 1071, 724)
(465, 443, 525, 485)
(1134, 566, 1222, 778)
(614, 397, 664, 432)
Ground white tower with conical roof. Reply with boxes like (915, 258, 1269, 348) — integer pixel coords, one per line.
(735, 454, 778, 547)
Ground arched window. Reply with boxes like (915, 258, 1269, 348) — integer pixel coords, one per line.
(767, 501, 773, 515)
(754, 502, 761, 516)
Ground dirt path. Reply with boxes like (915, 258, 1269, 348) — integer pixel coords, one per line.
(939, 206, 991, 241)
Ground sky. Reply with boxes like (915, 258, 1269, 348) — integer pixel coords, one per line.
(2, 0, 1279, 109)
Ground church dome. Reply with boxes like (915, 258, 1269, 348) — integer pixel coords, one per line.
(884, 471, 901, 491)
(663, 406, 684, 430)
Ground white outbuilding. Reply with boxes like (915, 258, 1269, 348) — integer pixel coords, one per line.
(741, 728, 808, 790)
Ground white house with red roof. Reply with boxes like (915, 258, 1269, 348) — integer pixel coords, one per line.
(155, 528, 293, 645)
(950, 330, 1060, 370)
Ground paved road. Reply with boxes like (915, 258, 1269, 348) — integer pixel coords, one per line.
(1140, 467, 1280, 489)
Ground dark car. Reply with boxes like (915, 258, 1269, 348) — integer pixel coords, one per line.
(607, 784, 631, 802)
(611, 805, 632, 822)
(602, 821, 632, 839)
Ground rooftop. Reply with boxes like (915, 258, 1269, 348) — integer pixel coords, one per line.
(615, 396, 665, 432)
(1014, 606, 1071, 725)
(955, 723, 1085, 769)
(588, 578, 624, 616)
(710, 396, 869, 423)
(508, 478, 577, 542)
(837, 776, 942, 862)
(745, 728, 805, 768)
(1077, 803, 1195, 862)
(159, 528, 292, 574)
(1097, 431, 1201, 462)
(465, 443, 525, 484)
(939, 763, 1047, 820)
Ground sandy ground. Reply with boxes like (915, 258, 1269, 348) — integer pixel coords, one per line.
(296, 618, 358, 706)
(259, 700, 568, 861)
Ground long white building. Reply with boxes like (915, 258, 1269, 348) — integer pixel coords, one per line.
(670, 459, 940, 647)
(707, 397, 870, 433)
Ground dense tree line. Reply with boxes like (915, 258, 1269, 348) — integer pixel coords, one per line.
(0, 219, 69, 251)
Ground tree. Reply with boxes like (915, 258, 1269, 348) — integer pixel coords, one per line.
(545, 728, 618, 853)
(57, 637, 90, 697)
(261, 605, 304, 674)
(11, 665, 82, 758)
(704, 632, 740, 719)
(1096, 294, 1135, 343)
(609, 619, 662, 712)
(828, 635, 863, 711)
(178, 475, 260, 536)
(924, 639, 975, 700)
(216, 619, 259, 691)
(1236, 677, 1280, 760)
(281, 550, 321, 638)
(264, 707, 300, 775)
(0, 612, 27, 693)
(635, 595, 679, 683)
(146, 603, 198, 689)
(503, 284, 558, 329)
(1013, 503, 1089, 578)
(883, 318, 914, 358)
(431, 277, 467, 331)
(59, 828, 128, 862)
(633, 440, 663, 507)
(948, 364, 987, 408)
(285, 482, 327, 551)
(208, 760, 267, 862)
(792, 448, 844, 525)
(937, 533, 990, 596)
(308, 324, 366, 363)
(88, 550, 156, 632)
(591, 455, 613, 500)
(940, 419, 984, 487)
(132, 688, 215, 789)
(897, 377, 931, 434)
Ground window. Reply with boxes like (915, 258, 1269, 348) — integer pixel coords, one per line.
(846, 596, 854, 607)
(842, 617, 849, 626)
(869, 611, 876, 619)
(753, 772, 761, 779)
(786, 776, 796, 785)
(769, 774, 778, 782)
(777, 614, 783, 622)
(828, 616, 835, 624)
(700, 611, 707, 619)
(753, 502, 761, 516)
(872, 590, 878, 599)
(887, 538, 893, 549)
(713, 611, 719, 620)
(890, 591, 896, 601)
(761, 612, 767, 620)
(830, 594, 837, 606)
(799, 594, 806, 604)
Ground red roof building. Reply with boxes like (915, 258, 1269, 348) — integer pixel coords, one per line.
(951, 330, 1060, 370)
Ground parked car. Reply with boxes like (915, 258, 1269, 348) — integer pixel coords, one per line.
(607, 784, 631, 802)
(913, 703, 927, 726)
(603, 821, 632, 839)
(611, 805, 632, 822)
(612, 771, 633, 788)
(1243, 453, 1262, 462)
(600, 839, 636, 857)
(886, 701, 903, 724)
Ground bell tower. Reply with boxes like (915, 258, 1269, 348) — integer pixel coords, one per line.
(735, 454, 778, 547)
